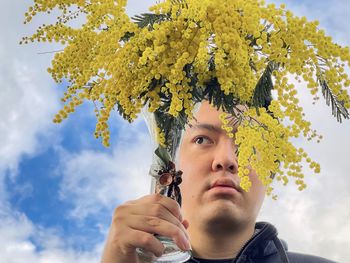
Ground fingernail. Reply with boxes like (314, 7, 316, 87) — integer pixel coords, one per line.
(180, 236, 191, 251)
(184, 240, 191, 251)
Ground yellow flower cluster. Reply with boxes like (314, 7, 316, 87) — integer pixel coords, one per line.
(22, 0, 350, 193)
(219, 112, 235, 139)
(233, 107, 319, 193)
(220, 105, 318, 193)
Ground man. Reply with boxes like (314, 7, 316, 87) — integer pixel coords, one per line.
(101, 101, 336, 263)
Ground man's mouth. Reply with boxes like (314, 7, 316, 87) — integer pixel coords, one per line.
(209, 178, 241, 195)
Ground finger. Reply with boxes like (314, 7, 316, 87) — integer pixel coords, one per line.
(125, 229, 165, 257)
(138, 194, 183, 222)
(129, 202, 189, 239)
(128, 215, 191, 251)
(124, 200, 137, 205)
(112, 198, 188, 240)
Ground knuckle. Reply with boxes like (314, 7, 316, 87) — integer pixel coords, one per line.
(151, 193, 164, 202)
(113, 204, 125, 216)
(170, 197, 180, 208)
(174, 219, 183, 228)
(139, 233, 154, 246)
(108, 229, 130, 253)
(168, 198, 181, 213)
(124, 200, 134, 205)
(112, 204, 129, 223)
(151, 204, 165, 218)
(174, 202, 181, 214)
(146, 216, 162, 227)
(110, 231, 123, 246)
(118, 242, 134, 256)
(168, 226, 182, 238)
(171, 208, 182, 221)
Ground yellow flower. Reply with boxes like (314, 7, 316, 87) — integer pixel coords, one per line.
(23, 0, 349, 195)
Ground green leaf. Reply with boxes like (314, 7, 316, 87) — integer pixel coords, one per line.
(202, 78, 240, 114)
(116, 102, 132, 123)
(132, 13, 169, 29)
(317, 71, 350, 123)
(155, 146, 171, 167)
(120, 31, 135, 42)
(154, 106, 185, 159)
(252, 61, 279, 109)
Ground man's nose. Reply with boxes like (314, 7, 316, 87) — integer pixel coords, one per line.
(211, 140, 238, 173)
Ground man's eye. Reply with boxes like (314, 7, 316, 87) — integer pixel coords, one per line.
(194, 136, 212, 145)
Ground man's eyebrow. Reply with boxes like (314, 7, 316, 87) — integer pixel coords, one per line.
(189, 123, 224, 133)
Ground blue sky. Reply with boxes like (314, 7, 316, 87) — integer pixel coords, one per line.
(1, 0, 350, 262)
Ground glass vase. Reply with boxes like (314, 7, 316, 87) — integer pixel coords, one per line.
(136, 106, 192, 263)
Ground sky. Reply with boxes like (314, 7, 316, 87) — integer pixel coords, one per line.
(0, 0, 350, 262)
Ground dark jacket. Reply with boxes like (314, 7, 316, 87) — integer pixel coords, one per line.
(188, 222, 337, 263)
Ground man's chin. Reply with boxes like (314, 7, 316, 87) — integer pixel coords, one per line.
(207, 197, 241, 213)
(202, 204, 246, 232)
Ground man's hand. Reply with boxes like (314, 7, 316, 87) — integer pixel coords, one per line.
(100, 194, 191, 263)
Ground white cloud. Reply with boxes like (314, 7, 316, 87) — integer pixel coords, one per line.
(0, 0, 154, 261)
(0, 1, 94, 262)
(58, 122, 153, 221)
(0, 209, 102, 263)
(0, 60, 59, 175)
(273, 0, 350, 45)
(0, 0, 60, 186)
(261, 174, 350, 262)
(259, 75, 350, 262)
(257, 2, 350, 262)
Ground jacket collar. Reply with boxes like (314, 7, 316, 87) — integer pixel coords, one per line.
(233, 221, 289, 263)
(189, 222, 289, 263)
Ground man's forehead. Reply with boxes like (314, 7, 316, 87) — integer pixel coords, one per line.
(184, 101, 242, 133)
(193, 101, 247, 120)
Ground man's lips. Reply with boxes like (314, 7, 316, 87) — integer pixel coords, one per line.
(209, 178, 241, 193)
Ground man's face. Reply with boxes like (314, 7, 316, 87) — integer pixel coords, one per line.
(178, 101, 266, 233)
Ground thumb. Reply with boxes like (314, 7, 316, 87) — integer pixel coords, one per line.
(182, 219, 190, 229)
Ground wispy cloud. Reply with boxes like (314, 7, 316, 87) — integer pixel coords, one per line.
(0, 0, 60, 180)
(0, 208, 102, 263)
(258, 2, 350, 261)
(58, 123, 152, 221)
(0, 61, 59, 175)
(271, 0, 350, 45)
(0, 1, 76, 262)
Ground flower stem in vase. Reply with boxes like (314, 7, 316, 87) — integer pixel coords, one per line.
(137, 108, 192, 262)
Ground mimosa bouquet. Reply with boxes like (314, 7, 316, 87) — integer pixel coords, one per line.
(22, 0, 350, 197)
